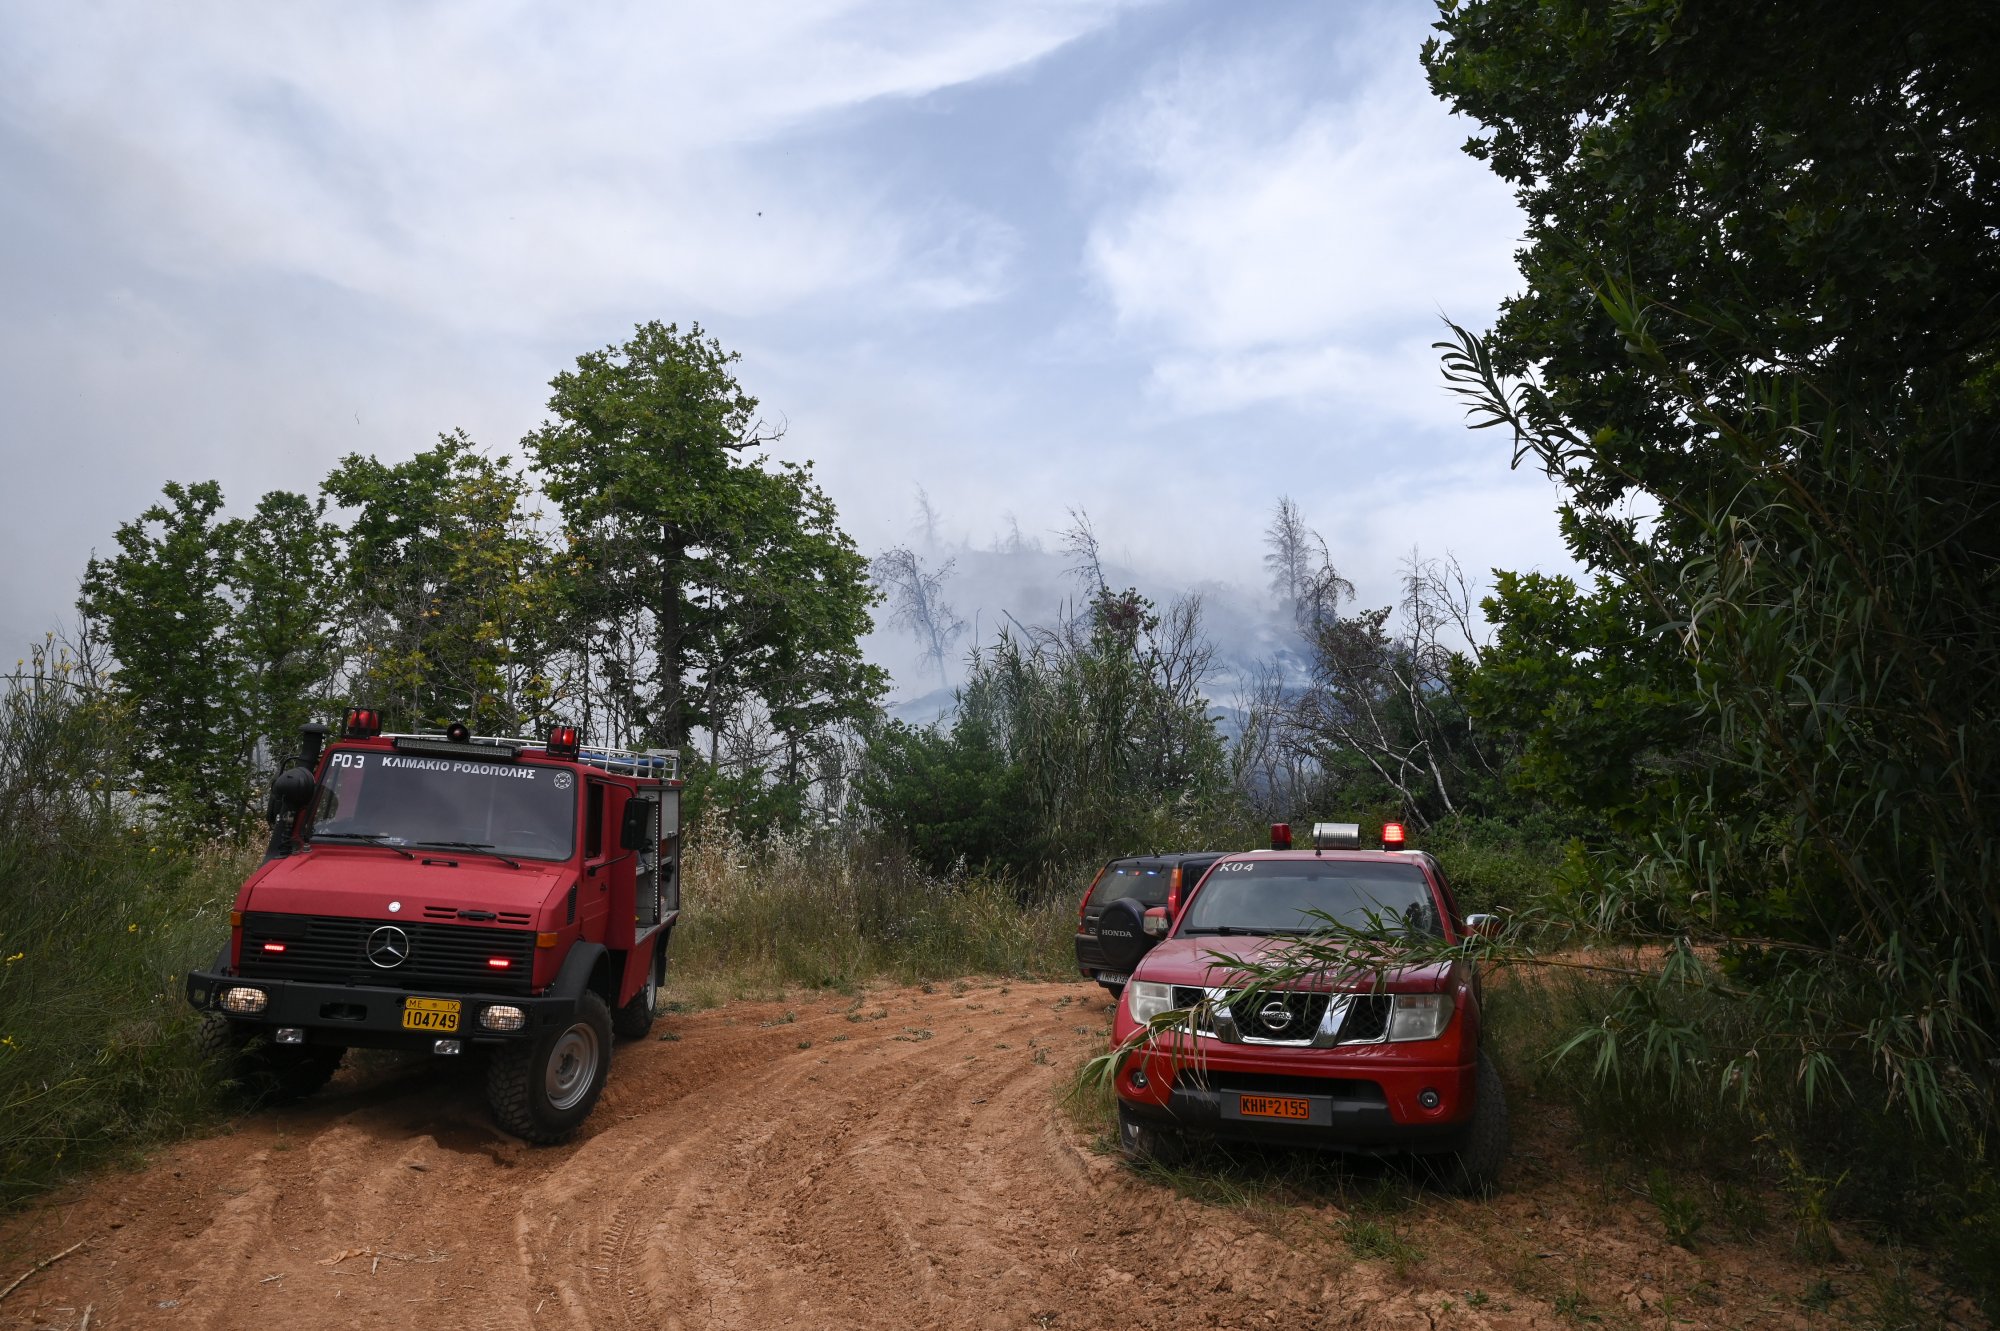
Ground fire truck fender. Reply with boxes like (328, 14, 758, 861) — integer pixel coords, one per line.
(550, 942, 612, 1009)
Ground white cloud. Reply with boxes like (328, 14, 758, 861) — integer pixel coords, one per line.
(1079, 13, 1522, 419)
(0, 0, 1144, 331)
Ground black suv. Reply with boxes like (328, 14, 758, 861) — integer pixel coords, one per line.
(1074, 852, 1224, 998)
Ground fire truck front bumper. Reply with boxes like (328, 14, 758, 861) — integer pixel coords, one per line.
(186, 970, 580, 1051)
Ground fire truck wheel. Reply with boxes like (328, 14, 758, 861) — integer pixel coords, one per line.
(611, 946, 664, 1040)
(487, 991, 613, 1143)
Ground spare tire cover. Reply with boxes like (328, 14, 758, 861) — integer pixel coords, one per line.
(1095, 897, 1154, 971)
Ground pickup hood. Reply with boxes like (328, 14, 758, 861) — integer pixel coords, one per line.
(241, 847, 572, 924)
(1131, 934, 1455, 994)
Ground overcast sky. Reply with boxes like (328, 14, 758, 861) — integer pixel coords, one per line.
(0, 0, 1571, 697)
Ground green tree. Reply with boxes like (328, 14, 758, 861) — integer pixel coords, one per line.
(953, 586, 1231, 866)
(1428, 0, 2000, 1136)
(1424, 0, 2000, 577)
(526, 321, 884, 757)
(854, 710, 1037, 877)
(77, 480, 249, 828)
(227, 489, 342, 766)
(324, 432, 558, 734)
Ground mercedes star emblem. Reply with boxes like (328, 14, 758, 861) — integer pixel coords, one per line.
(366, 924, 411, 968)
(1258, 1001, 1294, 1033)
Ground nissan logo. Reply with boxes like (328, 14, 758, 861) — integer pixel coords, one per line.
(1258, 1001, 1294, 1033)
(366, 925, 411, 969)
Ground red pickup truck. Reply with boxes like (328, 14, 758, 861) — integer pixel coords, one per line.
(1106, 822, 1507, 1189)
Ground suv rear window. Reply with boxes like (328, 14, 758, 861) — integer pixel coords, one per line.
(1087, 862, 1173, 908)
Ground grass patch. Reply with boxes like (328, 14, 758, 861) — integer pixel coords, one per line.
(0, 825, 257, 1206)
(666, 821, 1077, 999)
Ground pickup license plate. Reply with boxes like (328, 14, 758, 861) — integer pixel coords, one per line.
(402, 997, 460, 1033)
(1239, 1094, 1311, 1121)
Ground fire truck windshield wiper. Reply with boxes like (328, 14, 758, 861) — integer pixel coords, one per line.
(309, 831, 415, 860)
(414, 841, 521, 869)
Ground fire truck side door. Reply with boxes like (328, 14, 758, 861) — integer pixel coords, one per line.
(580, 779, 614, 933)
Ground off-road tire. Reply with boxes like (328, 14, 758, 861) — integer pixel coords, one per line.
(1441, 1053, 1509, 1194)
(1117, 1102, 1185, 1166)
(487, 991, 613, 1143)
(611, 944, 666, 1040)
(201, 1014, 343, 1105)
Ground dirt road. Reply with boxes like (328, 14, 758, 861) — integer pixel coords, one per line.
(0, 981, 1966, 1330)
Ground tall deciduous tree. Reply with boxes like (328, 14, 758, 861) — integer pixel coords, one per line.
(526, 321, 882, 754)
(1428, 0, 2000, 1132)
(229, 490, 342, 764)
(78, 480, 248, 827)
(324, 432, 557, 734)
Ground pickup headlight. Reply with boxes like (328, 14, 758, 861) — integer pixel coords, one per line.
(1126, 980, 1176, 1025)
(1387, 992, 1454, 1042)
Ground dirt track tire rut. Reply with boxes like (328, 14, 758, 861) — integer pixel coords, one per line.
(0, 982, 1932, 1331)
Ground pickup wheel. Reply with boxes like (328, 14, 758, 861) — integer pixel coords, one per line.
(487, 992, 612, 1143)
(200, 1015, 343, 1105)
(611, 944, 666, 1040)
(1117, 1103, 1185, 1166)
(1440, 1053, 1509, 1194)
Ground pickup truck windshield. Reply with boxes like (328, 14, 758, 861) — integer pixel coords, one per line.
(309, 750, 575, 862)
(1179, 859, 1440, 937)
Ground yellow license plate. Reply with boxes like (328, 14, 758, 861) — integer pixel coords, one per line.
(1240, 1094, 1311, 1121)
(402, 997, 461, 1032)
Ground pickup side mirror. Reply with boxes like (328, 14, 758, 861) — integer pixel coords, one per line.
(1142, 906, 1172, 938)
(618, 799, 654, 852)
(1465, 913, 1502, 940)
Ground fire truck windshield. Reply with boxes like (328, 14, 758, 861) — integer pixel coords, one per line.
(309, 750, 575, 862)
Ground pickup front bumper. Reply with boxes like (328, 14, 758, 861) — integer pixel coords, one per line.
(185, 969, 578, 1050)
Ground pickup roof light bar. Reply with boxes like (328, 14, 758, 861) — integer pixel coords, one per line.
(1381, 822, 1407, 850)
(344, 707, 382, 738)
(1311, 822, 1361, 850)
(1270, 823, 1292, 851)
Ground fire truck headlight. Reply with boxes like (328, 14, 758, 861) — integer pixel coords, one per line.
(479, 1005, 527, 1032)
(220, 986, 269, 1015)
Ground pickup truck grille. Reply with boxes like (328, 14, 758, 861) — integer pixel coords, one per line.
(1169, 987, 1392, 1045)
(236, 912, 535, 995)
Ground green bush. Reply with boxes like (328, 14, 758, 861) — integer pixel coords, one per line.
(0, 650, 252, 1204)
(1483, 968, 2000, 1317)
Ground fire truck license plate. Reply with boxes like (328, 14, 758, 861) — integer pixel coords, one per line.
(402, 997, 460, 1032)
(1239, 1094, 1311, 1121)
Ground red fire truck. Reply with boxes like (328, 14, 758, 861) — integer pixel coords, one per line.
(185, 709, 682, 1142)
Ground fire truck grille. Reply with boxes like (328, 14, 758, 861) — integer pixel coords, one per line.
(237, 912, 535, 995)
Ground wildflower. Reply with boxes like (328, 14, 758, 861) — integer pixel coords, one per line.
(127, 923, 138, 933)
(3, 953, 20, 965)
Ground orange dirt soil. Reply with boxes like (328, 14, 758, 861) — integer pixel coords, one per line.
(0, 981, 1981, 1330)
